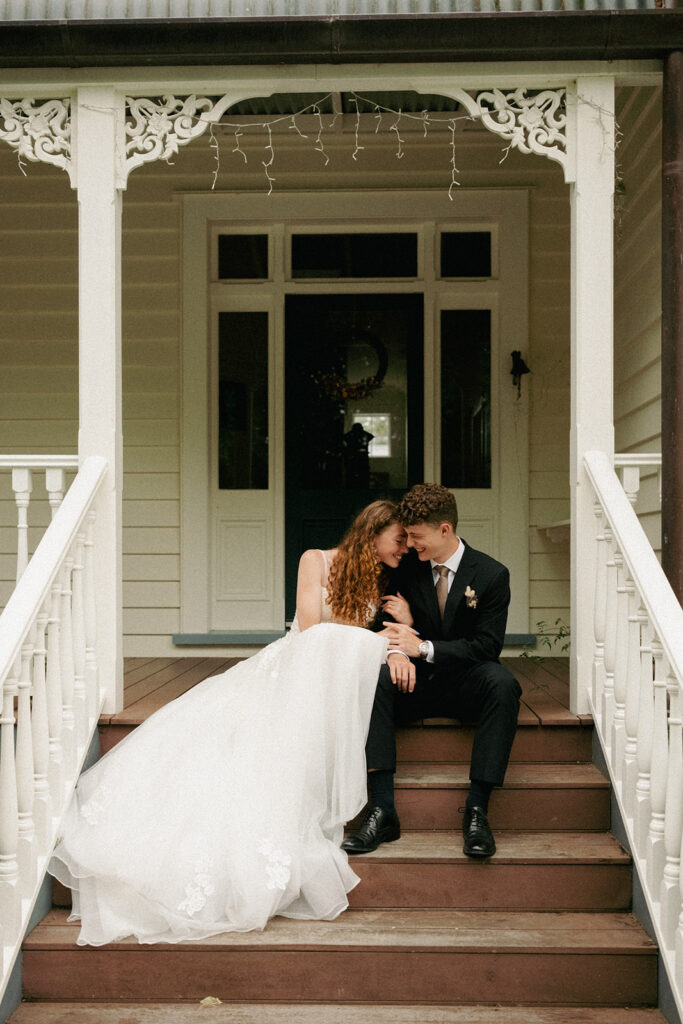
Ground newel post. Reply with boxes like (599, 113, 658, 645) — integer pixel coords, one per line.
(72, 87, 124, 714)
(568, 77, 616, 715)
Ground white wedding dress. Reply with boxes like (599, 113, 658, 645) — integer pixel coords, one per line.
(49, 560, 387, 946)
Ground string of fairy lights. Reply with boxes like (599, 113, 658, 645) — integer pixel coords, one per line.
(203, 90, 499, 198)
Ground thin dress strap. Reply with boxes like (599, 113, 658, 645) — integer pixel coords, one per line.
(318, 548, 329, 586)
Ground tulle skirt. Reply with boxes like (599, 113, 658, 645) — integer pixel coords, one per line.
(49, 623, 387, 945)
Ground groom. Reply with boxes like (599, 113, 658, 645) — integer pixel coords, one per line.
(342, 482, 521, 859)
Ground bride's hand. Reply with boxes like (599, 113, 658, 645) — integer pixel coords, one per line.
(380, 592, 413, 626)
(387, 652, 416, 693)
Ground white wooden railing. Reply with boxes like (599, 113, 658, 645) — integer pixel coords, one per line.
(0, 456, 107, 1003)
(0, 457, 80, 588)
(586, 449, 683, 1016)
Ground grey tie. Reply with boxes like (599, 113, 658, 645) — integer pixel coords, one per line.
(435, 564, 450, 620)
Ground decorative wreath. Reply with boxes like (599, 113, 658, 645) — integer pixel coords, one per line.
(313, 331, 388, 403)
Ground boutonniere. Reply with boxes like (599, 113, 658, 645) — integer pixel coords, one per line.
(464, 586, 478, 609)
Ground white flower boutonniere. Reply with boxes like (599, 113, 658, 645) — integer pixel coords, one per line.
(465, 586, 478, 609)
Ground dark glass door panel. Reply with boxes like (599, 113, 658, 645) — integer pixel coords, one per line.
(218, 312, 268, 490)
(440, 309, 491, 489)
(285, 293, 423, 618)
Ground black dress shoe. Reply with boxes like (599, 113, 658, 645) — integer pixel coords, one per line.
(341, 806, 401, 855)
(462, 805, 496, 858)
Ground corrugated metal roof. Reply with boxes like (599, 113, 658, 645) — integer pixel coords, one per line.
(0, 0, 659, 19)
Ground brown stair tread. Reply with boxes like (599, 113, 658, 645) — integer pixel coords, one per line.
(358, 830, 629, 863)
(108, 657, 579, 729)
(395, 763, 608, 787)
(6, 1005, 668, 1023)
(28, 908, 655, 953)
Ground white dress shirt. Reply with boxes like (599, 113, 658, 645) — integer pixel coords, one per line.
(423, 538, 465, 663)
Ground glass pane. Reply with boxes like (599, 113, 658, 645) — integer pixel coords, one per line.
(291, 233, 417, 279)
(440, 232, 491, 278)
(286, 295, 423, 493)
(441, 310, 491, 488)
(218, 312, 268, 489)
(353, 413, 392, 458)
(218, 234, 268, 279)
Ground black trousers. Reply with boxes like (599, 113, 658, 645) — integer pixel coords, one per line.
(365, 660, 521, 787)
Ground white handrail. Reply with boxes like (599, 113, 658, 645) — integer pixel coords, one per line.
(0, 455, 107, 1004)
(585, 449, 683, 1016)
(585, 452, 682, 682)
(0, 457, 79, 469)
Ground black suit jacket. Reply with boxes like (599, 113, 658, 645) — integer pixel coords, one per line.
(388, 542, 511, 678)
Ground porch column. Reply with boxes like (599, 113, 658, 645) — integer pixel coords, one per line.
(570, 77, 616, 715)
(73, 87, 124, 713)
(662, 52, 683, 606)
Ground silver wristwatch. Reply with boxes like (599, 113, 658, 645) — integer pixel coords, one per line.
(418, 641, 430, 659)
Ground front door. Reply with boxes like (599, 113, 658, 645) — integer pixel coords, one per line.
(284, 293, 424, 618)
(181, 189, 529, 640)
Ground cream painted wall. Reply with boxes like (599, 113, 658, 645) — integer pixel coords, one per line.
(614, 86, 663, 557)
(0, 109, 583, 654)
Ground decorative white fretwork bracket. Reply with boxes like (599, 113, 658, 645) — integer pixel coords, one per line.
(123, 87, 570, 186)
(0, 97, 71, 176)
(0, 87, 572, 187)
(471, 87, 569, 177)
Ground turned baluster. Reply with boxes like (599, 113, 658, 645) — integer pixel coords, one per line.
(59, 557, 76, 775)
(16, 636, 36, 888)
(620, 465, 641, 507)
(647, 639, 669, 891)
(602, 526, 618, 746)
(45, 579, 64, 803)
(611, 551, 629, 776)
(45, 467, 66, 519)
(661, 666, 683, 949)
(634, 618, 655, 855)
(592, 503, 607, 720)
(83, 508, 99, 718)
(0, 660, 20, 939)
(622, 590, 643, 818)
(31, 609, 51, 851)
(12, 467, 32, 583)
(71, 535, 87, 744)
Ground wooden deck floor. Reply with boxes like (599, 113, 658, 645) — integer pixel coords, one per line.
(101, 656, 580, 729)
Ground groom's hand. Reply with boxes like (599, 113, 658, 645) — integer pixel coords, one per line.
(386, 652, 416, 692)
(381, 622, 422, 660)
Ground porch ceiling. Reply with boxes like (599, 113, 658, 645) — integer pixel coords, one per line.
(0, 10, 680, 69)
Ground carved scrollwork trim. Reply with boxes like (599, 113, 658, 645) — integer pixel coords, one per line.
(123, 87, 569, 184)
(125, 93, 236, 178)
(473, 87, 568, 173)
(0, 97, 72, 175)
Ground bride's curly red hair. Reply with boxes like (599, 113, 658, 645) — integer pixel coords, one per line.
(326, 499, 399, 626)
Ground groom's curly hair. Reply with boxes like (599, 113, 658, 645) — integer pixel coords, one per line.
(327, 499, 399, 626)
(399, 483, 458, 531)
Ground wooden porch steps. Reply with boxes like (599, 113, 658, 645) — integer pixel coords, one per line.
(10, 657, 668, 1021)
(52, 831, 632, 913)
(23, 908, 657, 1006)
(348, 831, 632, 910)
(7, 1005, 669, 1023)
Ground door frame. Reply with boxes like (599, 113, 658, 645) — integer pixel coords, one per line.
(180, 189, 529, 638)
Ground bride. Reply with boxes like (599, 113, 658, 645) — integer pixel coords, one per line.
(49, 499, 413, 945)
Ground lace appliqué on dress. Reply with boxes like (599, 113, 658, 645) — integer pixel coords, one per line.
(178, 859, 216, 916)
(79, 784, 110, 826)
(258, 837, 292, 891)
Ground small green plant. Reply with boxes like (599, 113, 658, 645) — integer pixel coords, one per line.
(521, 618, 571, 663)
